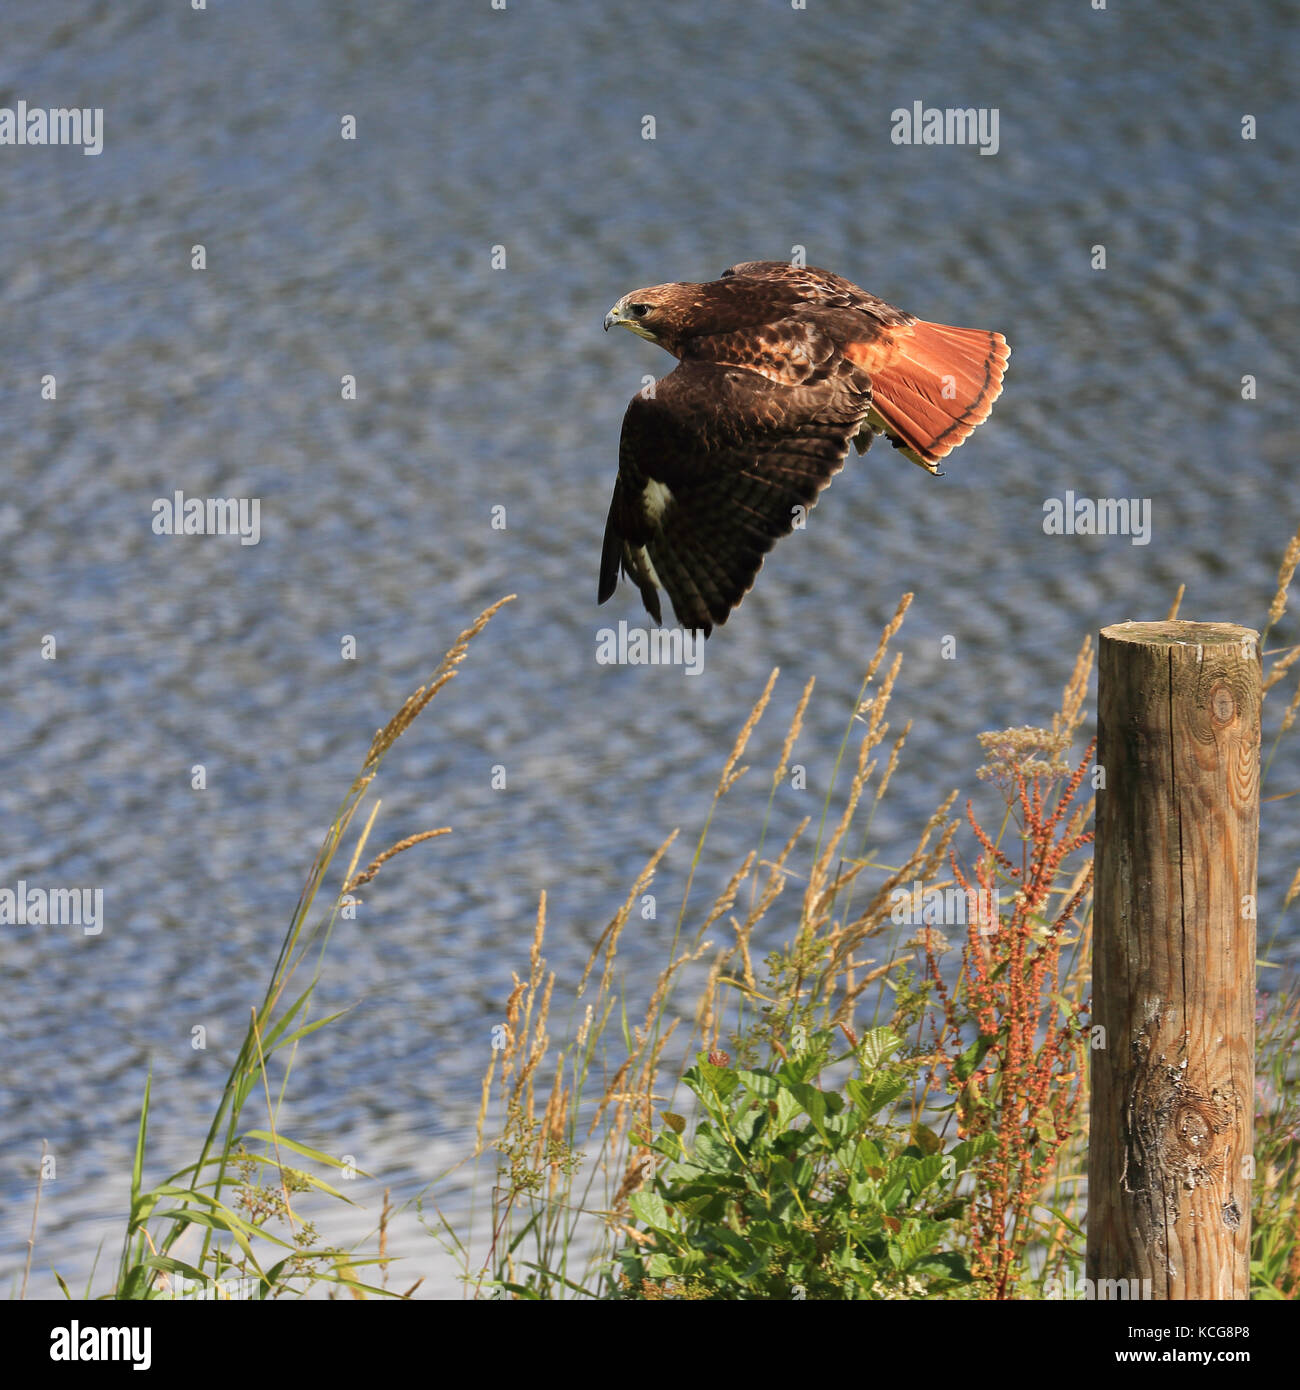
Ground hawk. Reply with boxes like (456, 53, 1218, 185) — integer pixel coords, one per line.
(599, 260, 1009, 635)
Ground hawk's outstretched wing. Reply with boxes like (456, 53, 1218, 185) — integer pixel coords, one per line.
(598, 354, 872, 635)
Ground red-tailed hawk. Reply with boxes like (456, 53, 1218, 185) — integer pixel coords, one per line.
(599, 260, 1009, 635)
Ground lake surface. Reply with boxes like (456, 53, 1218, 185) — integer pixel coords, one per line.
(2, 0, 1297, 1297)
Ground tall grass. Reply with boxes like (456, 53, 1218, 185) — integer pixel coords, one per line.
(439, 599, 1103, 1298)
(24, 521, 1300, 1299)
(107, 597, 515, 1300)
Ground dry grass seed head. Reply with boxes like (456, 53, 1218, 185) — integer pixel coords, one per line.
(579, 831, 678, 995)
(1267, 524, 1300, 631)
(719, 668, 778, 796)
(745, 817, 807, 934)
(1280, 672, 1300, 734)
(1284, 865, 1300, 911)
(341, 827, 451, 896)
(860, 592, 913, 697)
(1055, 634, 1093, 743)
(364, 596, 515, 769)
(474, 1050, 498, 1156)
(696, 952, 729, 1052)
(588, 1052, 635, 1139)
(1263, 643, 1300, 694)
(615, 1016, 679, 1151)
(825, 804, 960, 1011)
(773, 675, 816, 790)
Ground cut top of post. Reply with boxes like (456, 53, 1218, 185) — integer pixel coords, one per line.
(1101, 619, 1260, 649)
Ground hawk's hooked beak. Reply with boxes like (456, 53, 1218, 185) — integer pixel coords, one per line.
(604, 299, 658, 343)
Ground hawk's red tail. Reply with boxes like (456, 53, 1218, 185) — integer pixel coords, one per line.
(850, 321, 1010, 472)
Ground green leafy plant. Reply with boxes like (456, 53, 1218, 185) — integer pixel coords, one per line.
(615, 1028, 993, 1300)
(1251, 988, 1300, 1298)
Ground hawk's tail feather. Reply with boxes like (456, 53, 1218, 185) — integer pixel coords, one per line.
(863, 321, 1009, 472)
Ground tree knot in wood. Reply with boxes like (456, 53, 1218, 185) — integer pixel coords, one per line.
(1122, 1026, 1239, 1246)
(1210, 682, 1237, 726)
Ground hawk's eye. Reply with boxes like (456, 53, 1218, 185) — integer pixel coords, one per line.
(630, 303, 650, 318)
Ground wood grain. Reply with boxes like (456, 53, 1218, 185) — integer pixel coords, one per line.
(1088, 621, 1259, 1299)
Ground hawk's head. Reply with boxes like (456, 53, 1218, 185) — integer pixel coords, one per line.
(603, 284, 694, 350)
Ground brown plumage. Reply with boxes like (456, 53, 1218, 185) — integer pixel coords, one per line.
(599, 260, 1009, 635)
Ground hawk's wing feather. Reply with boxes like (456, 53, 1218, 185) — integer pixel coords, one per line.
(599, 357, 871, 635)
(720, 260, 916, 327)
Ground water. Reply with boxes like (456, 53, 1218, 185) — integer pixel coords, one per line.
(2, 0, 1297, 1297)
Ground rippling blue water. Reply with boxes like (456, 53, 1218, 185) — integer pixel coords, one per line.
(2, 0, 1297, 1297)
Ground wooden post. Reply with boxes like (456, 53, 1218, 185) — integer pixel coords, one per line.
(1088, 621, 1260, 1299)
